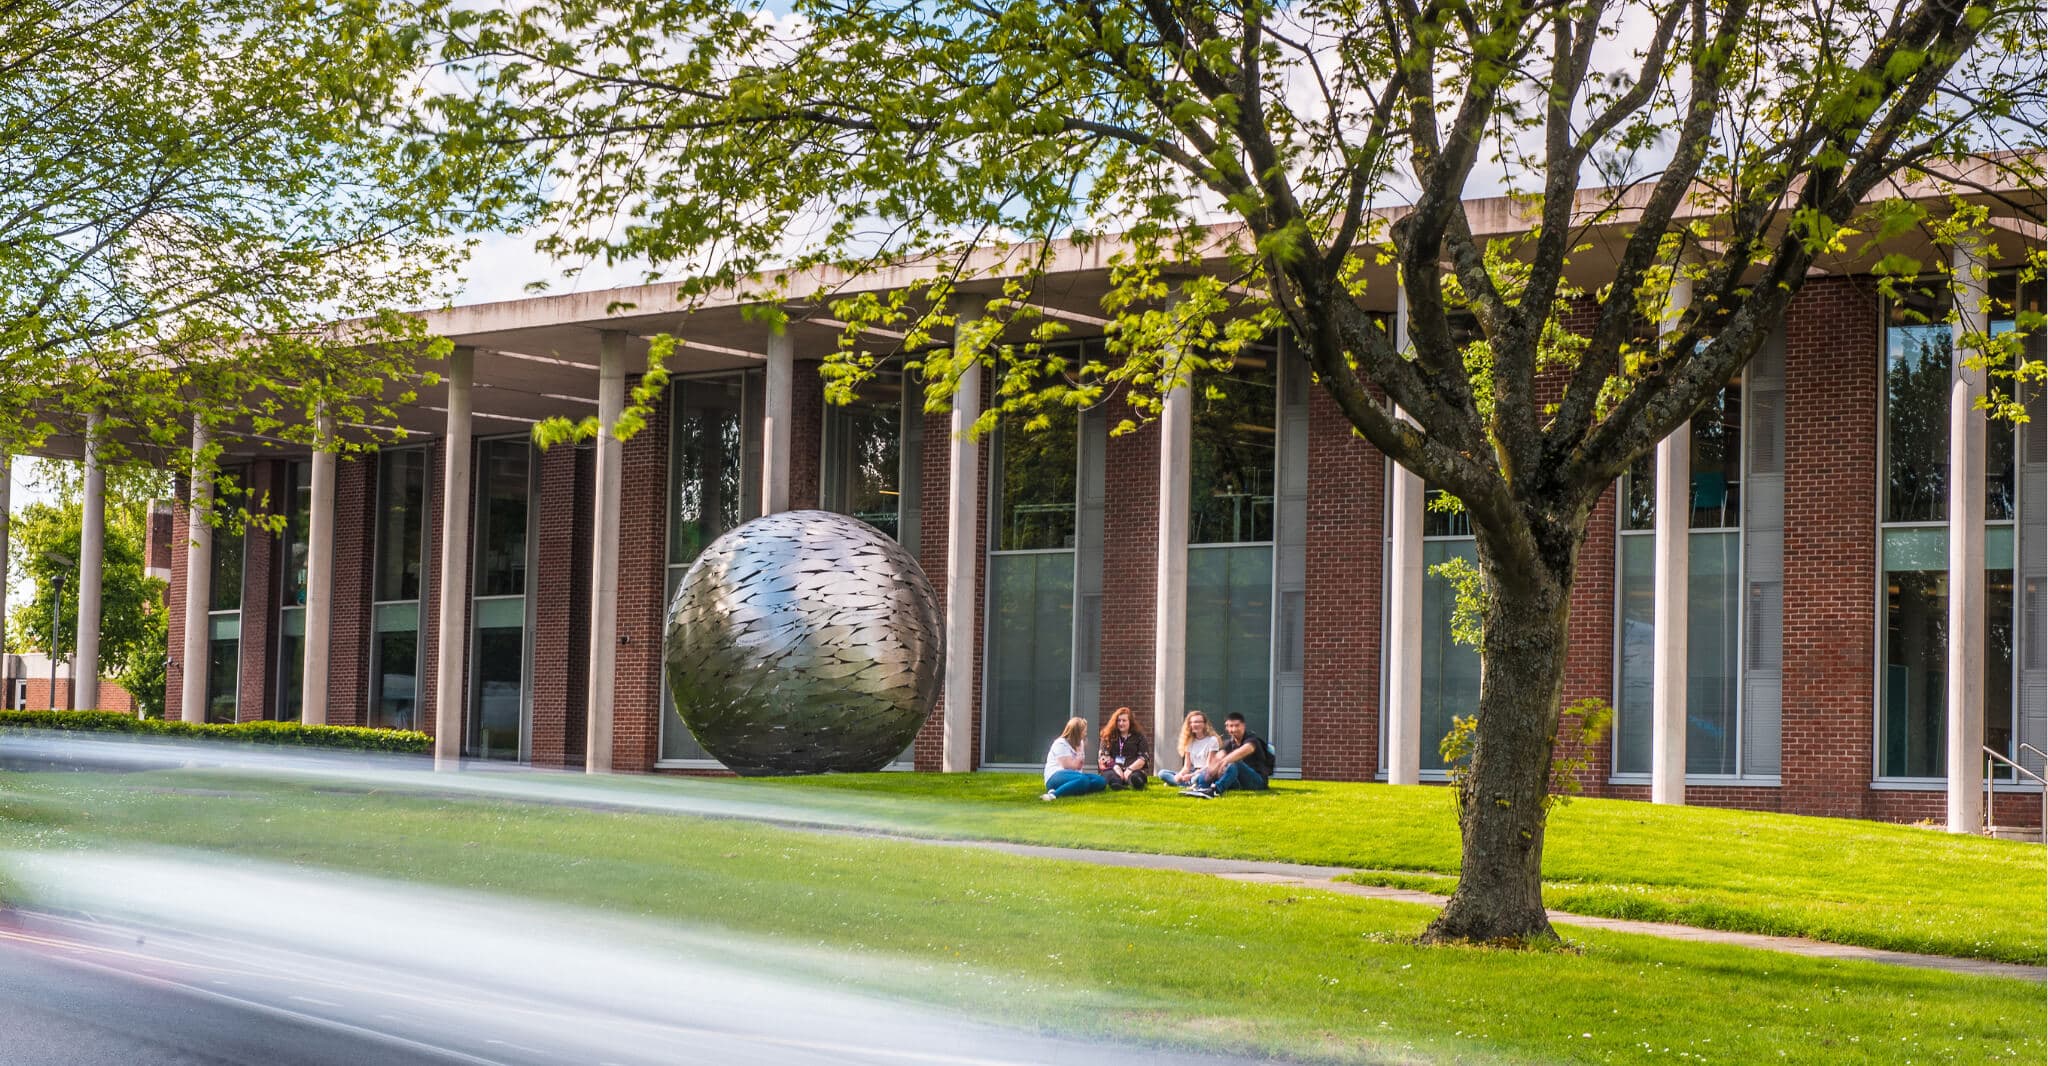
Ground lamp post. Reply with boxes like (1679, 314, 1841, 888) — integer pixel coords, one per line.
(43, 551, 73, 711)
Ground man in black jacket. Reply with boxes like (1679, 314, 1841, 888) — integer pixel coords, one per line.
(1185, 712, 1274, 797)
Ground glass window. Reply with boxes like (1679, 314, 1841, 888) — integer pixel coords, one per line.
(204, 626, 239, 724)
(1877, 279, 2021, 777)
(984, 404, 1082, 764)
(469, 440, 532, 760)
(474, 442, 531, 598)
(1185, 545, 1274, 735)
(669, 377, 748, 566)
(1190, 355, 1277, 544)
(662, 375, 758, 762)
(370, 450, 427, 731)
(822, 370, 903, 539)
(210, 518, 244, 611)
(1420, 539, 1480, 771)
(1614, 379, 1746, 775)
(984, 551, 1076, 764)
(375, 450, 428, 602)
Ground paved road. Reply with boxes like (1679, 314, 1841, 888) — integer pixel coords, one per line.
(0, 854, 1274, 1066)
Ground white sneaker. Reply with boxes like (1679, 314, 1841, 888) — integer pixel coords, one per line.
(1041, 790, 1057, 802)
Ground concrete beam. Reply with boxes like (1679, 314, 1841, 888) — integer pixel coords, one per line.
(179, 421, 213, 724)
(1947, 239, 1989, 832)
(1384, 287, 1424, 786)
(585, 331, 626, 773)
(434, 347, 475, 770)
(301, 412, 336, 726)
(1652, 264, 1695, 806)
(74, 411, 104, 710)
(763, 330, 793, 514)
(941, 306, 982, 772)
(1153, 355, 1192, 768)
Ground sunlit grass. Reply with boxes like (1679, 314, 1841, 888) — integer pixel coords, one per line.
(0, 769, 2041, 1065)
(719, 773, 2048, 965)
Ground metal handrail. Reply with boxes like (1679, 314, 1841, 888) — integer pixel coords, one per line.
(2020, 743, 2048, 766)
(1983, 747, 2048, 839)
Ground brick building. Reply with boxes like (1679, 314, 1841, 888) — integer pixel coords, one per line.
(31, 182, 2045, 831)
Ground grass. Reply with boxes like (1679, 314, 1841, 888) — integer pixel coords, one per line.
(0, 769, 2040, 1065)
(700, 773, 2048, 965)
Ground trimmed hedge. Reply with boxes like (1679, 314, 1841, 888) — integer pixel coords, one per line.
(0, 711, 431, 754)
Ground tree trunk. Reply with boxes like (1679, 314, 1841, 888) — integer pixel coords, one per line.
(1421, 523, 1577, 945)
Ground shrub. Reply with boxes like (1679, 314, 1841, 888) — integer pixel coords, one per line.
(0, 710, 431, 754)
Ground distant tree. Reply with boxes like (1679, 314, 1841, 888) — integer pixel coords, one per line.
(0, 0, 519, 477)
(7, 462, 172, 714)
(429, 0, 2045, 942)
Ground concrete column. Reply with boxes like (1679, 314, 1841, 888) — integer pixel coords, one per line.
(1947, 239, 1989, 833)
(1651, 263, 1696, 806)
(179, 421, 213, 724)
(1385, 287, 1424, 785)
(941, 305, 983, 772)
(1153, 366, 1193, 765)
(763, 330, 793, 514)
(301, 412, 337, 726)
(585, 332, 626, 773)
(434, 347, 474, 770)
(73, 411, 105, 710)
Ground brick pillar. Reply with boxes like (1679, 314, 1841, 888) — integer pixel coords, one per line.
(1559, 484, 1618, 792)
(530, 443, 591, 769)
(1782, 277, 1881, 818)
(1301, 388, 1384, 781)
(236, 461, 279, 723)
(419, 440, 450, 746)
(612, 394, 669, 772)
(165, 494, 190, 723)
(790, 360, 824, 510)
(327, 456, 374, 727)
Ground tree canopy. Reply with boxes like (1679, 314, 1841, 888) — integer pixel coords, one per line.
(1, 0, 518, 473)
(424, 0, 2043, 942)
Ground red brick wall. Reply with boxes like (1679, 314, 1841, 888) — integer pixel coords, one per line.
(165, 496, 190, 722)
(791, 360, 823, 510)
(327, 455, 373, 727)
(530, 442, 592, 769)
(613, 395, 670, 771)
(1301, 387, 1382, 780)
(1781, 277, 1882, 818)
(1096, 417, 1159, 736)
(17, 678, 135, 713)
(143, 503, 173, 575)
(419, 440, 450, 744)
(235, 461, 279, 723)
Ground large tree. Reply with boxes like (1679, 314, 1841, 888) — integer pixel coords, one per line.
(430, 0, 2044, 941)
(1, 0, 514, 471)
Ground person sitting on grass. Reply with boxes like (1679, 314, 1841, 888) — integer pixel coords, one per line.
(1097, 706, 1149, 790)
(1042, 717, 1108, 801)
(1160, 710, 1219, 789)
(1182, 712, 1275, 798)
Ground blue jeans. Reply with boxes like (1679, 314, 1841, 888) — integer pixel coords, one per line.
(1045, 770, 1108, 798)
(1196, 762, 1267, 794)
(1161, 769, 1197, 788)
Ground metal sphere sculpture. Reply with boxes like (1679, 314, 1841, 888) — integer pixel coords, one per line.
(662, 509, 944, 775)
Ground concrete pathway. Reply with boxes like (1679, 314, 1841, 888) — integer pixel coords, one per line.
(878, 834, 2048, 984)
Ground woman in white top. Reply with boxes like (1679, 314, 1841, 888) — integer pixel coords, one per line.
(1042, 717, 1109, 801)
(1162, 710, 1220, 788)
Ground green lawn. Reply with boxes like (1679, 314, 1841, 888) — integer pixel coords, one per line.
(704, 774, 2048, 965)
(0, 770, 2038, 1064)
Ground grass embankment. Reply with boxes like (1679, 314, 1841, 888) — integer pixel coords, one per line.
(0, 770, 2037, 1065)
(721, 774, 2048, 965)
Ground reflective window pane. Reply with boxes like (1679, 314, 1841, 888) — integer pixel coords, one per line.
(204, 636, 239, 723)
(1421, 539, 1480, 771)
(1885, 287, 1951, 524)
(474, 441, 531, 597)
(370, 629, 419, 731)
(1615, 535, 1655, 774)
(670, 377, 746, 567)
(375, 450, 428, 603)
(210, 523, 244, 612)
(1190, 354, 1277, 545)
(283, 460, 311, 606)
(1686, 533, 1740, 774)
(1185, 545, 1273, 736)
(470, 617, 524, 760)
(984, 551, 1075, 764)
(822, 371, 902, 540)
(996, 408, 1078, 551)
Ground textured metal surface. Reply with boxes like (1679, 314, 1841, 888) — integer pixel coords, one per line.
(663, 510, 944, 775)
